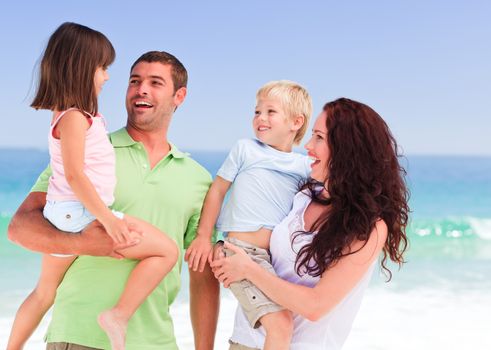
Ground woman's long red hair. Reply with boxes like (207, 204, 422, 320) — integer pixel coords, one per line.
(294, 98, 409, 280)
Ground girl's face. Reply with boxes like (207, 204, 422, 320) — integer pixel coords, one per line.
(304, 112, 330, 183)
(94, 66, 109, 96)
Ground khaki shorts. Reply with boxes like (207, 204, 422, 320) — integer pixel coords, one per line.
(224, 237, 284, 328)
(229, 339, 260, 350)
(46, 343, 101, 350)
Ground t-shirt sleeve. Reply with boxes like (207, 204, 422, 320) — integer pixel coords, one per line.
(216, 141, 244, 182)
(30, 165, 52, 193)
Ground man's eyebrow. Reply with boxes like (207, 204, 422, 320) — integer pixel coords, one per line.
(149, 75, 165, 82)
(129, 74, 166, 82)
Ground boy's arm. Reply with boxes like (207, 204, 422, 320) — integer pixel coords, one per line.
(185, 176, 231, 270)
(7, 192, 131, 257)
(196, 176, 231, 238)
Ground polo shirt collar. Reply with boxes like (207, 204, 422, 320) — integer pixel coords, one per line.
(110, 127, 187, 159)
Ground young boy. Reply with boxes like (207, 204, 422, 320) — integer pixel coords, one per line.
(185, 80, 312, 350)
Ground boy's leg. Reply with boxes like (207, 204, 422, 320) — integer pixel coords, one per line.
(258, 310, 293, 350)
(7, 254, 76, 350)
(223, 238, 293, 350)
(98, 214, 178, 350)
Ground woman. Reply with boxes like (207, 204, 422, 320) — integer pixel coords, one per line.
(211, 98, 409, 350)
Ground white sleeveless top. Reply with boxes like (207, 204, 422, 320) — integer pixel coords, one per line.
(230, 190, 376, 350)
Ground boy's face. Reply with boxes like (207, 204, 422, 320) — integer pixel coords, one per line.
(253, 96, 297, 152)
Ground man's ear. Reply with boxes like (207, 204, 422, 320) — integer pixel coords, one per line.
(291, 114, 305, 131)
(174, 87, 187, 107)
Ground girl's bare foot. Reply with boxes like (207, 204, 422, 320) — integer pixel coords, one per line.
(98, 309, 128, 350)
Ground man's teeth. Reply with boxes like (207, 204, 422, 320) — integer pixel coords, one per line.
(135, 101, 152, 107)
(258, 127, 270, 131)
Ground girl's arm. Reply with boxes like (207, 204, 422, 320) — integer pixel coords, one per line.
(211, 220, 388, 321)
(57, 111, 129, 243)
(185, 176, 231, 271)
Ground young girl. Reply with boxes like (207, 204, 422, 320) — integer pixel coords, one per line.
(7, 22, 178, 350)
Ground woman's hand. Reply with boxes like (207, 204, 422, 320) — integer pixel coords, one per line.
(210, 241, 255, 288)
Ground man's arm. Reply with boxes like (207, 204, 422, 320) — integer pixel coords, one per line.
(189, 265, 220, 350)
(7, 192, 134, 257)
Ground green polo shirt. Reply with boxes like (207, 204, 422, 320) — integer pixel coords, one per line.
(32, 128, 213, 349)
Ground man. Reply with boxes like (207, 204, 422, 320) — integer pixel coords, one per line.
(8, 51, 219, 350)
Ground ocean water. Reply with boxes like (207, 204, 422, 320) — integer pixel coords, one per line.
(1, 149, 490, 349)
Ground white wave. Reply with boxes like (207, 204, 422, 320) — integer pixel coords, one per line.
(0, 211, 13, 218)
(344, 285, 491, 350)
(468, 217, 491, 240)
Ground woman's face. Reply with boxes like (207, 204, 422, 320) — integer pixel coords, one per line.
(305, 112, 330, 183)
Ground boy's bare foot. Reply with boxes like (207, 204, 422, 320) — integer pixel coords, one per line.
(98, 309, 127, 350)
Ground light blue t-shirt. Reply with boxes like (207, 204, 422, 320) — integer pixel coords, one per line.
(216, 138, 311, 234)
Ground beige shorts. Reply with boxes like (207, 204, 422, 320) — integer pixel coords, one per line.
(224, 237, 284, 328)
(46, 343, 101, 350)
(229, 340, 260, 350)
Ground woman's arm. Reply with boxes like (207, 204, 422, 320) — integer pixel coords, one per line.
(58, 111, 129, 243)
(212, 220, 388, 321)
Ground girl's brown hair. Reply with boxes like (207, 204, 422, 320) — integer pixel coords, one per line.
(31, 22, 115, 115)
(294, 98, 409, 280)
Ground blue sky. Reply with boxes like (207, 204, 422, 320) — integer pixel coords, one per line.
(1, 1, 489, 155)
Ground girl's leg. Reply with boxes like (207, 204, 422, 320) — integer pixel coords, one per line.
(259, 310, 293, 350)
(98, 215, 178, 350)
(7, 254, 76, 350)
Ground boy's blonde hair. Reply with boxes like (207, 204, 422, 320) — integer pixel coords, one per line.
(256, 80, 312, 145)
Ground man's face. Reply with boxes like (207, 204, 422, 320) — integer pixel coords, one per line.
(125, 61, 186, 131)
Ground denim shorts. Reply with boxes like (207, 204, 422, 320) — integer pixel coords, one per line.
(44, 200, 97, 233)
(44, 200, 124, 233)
